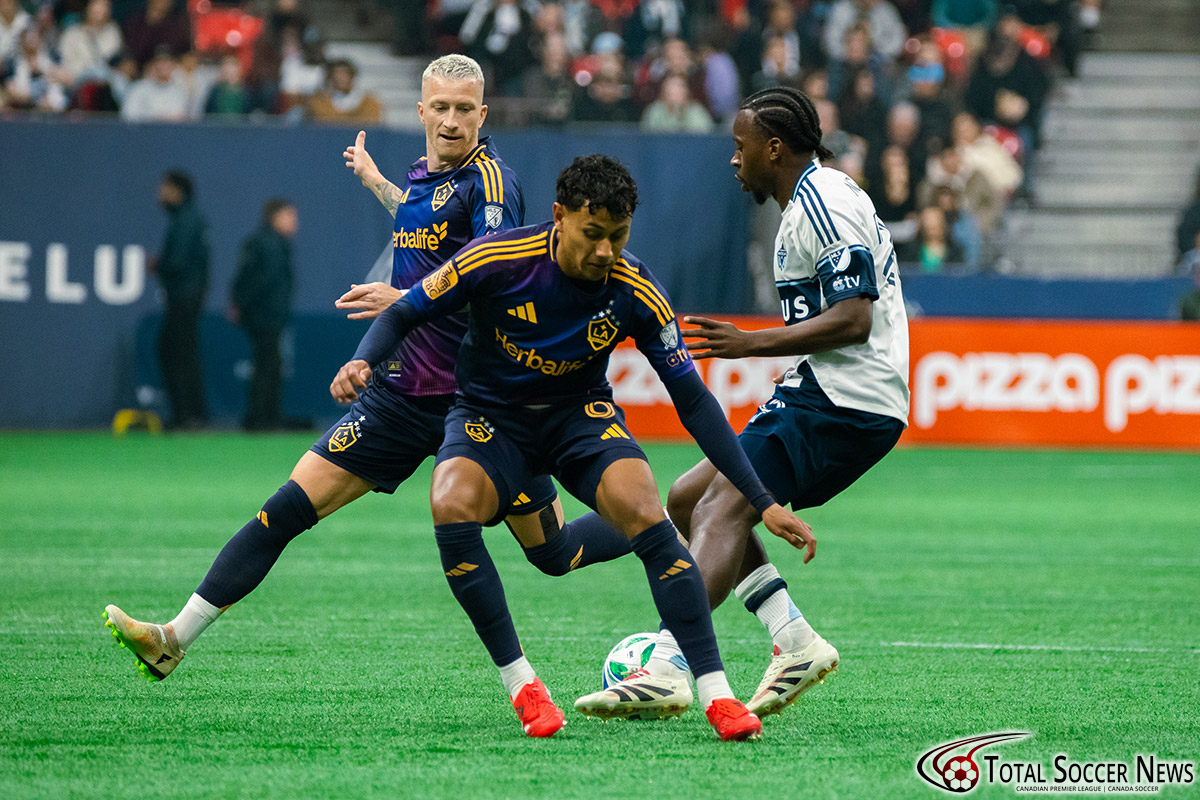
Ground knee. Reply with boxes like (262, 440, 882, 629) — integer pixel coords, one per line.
(430, 488, 483, 525)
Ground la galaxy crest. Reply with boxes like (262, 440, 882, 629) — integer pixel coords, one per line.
(587, 311, 619, 351)
(465, 417, 494, 443)
(328, 418, 363, 452)
(431, 181, 456, 211)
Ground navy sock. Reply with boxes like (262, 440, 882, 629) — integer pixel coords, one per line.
(630, 519, 723, 678)
(435, 522, 523, 666)
(523, 511, 633, 576)
(196, 480, 318, 608)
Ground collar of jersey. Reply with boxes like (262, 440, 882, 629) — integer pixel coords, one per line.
(790, 157, 821, 197)
(408, 136, 495, 181)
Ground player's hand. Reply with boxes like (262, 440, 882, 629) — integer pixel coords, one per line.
(683, 316, 755, 360)
(344, 130, 382, 186)
(335, 282, 405, 319)
(330, 359, 372, 403)
(761, 503, 817, 563)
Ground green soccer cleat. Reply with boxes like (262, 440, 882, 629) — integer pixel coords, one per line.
(103, 605, 185, 682)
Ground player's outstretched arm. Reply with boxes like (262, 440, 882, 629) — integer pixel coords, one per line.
(335, 283, 407, 320)
(683, 297, 872, 360)
(762, 503, 817, 563)
(344, 130, 407, 218)
(330, 359, 373, 403)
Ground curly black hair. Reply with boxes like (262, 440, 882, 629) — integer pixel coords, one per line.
(740, 86, 835, 162)
(555, 154, 639, 219)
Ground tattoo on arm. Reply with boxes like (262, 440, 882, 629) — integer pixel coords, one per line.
(374, 180, 404, 217)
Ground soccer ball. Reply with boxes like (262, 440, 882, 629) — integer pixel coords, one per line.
(601, 632, 658, 688)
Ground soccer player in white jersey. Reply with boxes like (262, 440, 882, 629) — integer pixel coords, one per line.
(580, 86, 909, 720)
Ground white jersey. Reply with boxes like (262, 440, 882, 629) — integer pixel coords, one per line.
(774, 159, 910, 424)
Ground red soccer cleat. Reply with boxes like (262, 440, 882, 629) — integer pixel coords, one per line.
(512, 679, 566, 738)
(705, 698, 763, 741)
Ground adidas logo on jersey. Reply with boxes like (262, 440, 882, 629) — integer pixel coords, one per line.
(506, 302, 537, 322)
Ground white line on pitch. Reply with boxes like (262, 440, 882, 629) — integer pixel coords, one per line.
(883, 641, 1196, 654)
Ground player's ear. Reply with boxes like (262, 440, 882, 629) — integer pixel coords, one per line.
(768, 136, 783, 162)
(478, 103, 488, 126)
(417, 100, 424, 123)
(552, 202, 566, 227)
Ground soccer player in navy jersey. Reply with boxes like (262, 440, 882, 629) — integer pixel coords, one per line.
(330, 155, 814, 741)
(103, 55, 629, 684)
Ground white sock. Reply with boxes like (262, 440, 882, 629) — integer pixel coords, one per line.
(169, 593, 221, 650)
(644, 629, 689, 678)
(695, 671, 735, 709)
(734, 564, 815, 652)
(498, 656, 537, 700)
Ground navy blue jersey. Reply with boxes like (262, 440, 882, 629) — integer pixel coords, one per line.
(404, 222, 694, 405)
(385, 136, 523, 395)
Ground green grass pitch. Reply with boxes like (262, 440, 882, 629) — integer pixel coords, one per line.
(1, 432, 1197, 799)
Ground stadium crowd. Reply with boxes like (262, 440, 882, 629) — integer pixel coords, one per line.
(0, 0, 1099, 271)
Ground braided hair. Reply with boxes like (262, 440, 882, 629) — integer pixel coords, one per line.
(739, 86, 835, 162)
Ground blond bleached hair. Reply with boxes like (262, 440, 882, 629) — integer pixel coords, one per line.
(422, 54, 485, 88)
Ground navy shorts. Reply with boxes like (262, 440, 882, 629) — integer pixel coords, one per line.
(738, 372, 905, 510)
(311, 384, 557, 514)
(437, 395, 647, 521)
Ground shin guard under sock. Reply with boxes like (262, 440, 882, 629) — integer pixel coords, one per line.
(630, 519, 723, 678)
(196, 480, 318, 608)
(435, 522, 523, 666)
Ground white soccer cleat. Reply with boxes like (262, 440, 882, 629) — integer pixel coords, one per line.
(103, 604, 185, 682)
(746, 635, 838, 718)
(574, 669, 693, 720)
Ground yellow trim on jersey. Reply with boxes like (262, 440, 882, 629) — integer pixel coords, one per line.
(460, 245, 549, 276)
(475, 156, 504, 205)
(454, 232, 549, 273)
(611, 262, 673, 326)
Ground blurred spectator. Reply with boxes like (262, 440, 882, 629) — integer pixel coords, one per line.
(277, 25, 323, 112)
(0, 0, 32, 63)
(802, 68, 829, 102)
(837, 149, 866, 186)
(58, 0, 121, 86)
(1177, 245, 1200, 320)
(640, 73, 713, 132)
(695, 25, 739, 124)
(906, 40, 953, 149)
(153, 170, 209, 430)
(120, 47, 188, 121)
(824, 0, 906, 62)
(560, 0, 601, 57)
(760, 1, 804, 77)
(839, 66, 888, 157)
(267, 0, 308, 41)
(307, 58, 381, 124)
(930, 183, 981, 269)
(814, 97, 856, 160)
(870, 144, 918, 224)
(828, 22, 892, 106)
(1009, 0, 1080, 77)
(122, 0, 190, 71)
(965, 28, 1049, 151)
(931, 0, 997, 58)
(572, 50, 637, 122)
(634, 36, 704, 109)
(521, 30, 572, 125)
(205, 53, 251, 115)
(878, 100, 926, 181)
(2, 26, 69, 111)
(623, 0, 685, 61)
(898, 205, 964, 271)
(1175, 168, 1200, 262)
(460, 0, 537, 96)
(750, 34, 802, 93)
(923, 144, 1004, 234)
(173, 50, 211, 119)
(231, 198, 298, 431)
(951, 110, 1021, 201)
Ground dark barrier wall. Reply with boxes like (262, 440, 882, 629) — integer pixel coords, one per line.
(0, 119, 750, 427)
(1, 119, 1193, 427)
